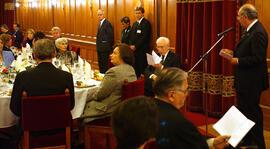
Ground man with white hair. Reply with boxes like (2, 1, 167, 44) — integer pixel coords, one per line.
(51, 26, 62, 40)
(144, 37, 181, 96)
(96, 9, 114, 73)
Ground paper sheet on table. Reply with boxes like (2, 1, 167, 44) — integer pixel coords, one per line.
(213, 106, 255, 148)
(146, 51, 162, 65)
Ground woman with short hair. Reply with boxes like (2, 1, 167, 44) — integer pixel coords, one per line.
(0, 34, 15, 67)
(55, 38, 77, 65)
(81, 43, 137, 123)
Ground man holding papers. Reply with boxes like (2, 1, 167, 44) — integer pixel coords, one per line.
(144, 37, 181, 96)
(153, 68, 230, 149)
(220, 4, 268, 148)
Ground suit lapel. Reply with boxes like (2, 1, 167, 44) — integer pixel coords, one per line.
(236, 22, 258, 50)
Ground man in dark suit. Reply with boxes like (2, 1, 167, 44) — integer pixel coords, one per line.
(220, 4, 268, 148)
(96, 9, 114, 73)
(120, 16, 131, 45)
(153, 68, 230, 149)
(144, 37, 181, 96)
(10, 39, 75, 117)
(130, 7, 151, 78)
(13, 23, 23, 48)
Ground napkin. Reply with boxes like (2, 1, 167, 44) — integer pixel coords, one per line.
(84, 60, 92, 80)
(61, 64, 70, 72)
(78, 56, 84, 67)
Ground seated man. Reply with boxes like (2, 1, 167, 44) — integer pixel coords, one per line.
(144, 37, 181, 96)
(10, 39, 75, 117)
(153, 67, 230, 149)
(111, 96, 158, 149)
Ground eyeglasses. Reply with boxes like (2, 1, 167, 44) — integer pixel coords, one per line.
(175, 88, 189, 96)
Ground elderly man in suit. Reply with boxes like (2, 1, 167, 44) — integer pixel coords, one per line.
(10, 39, 75, 117)
(144, 37, 181, 96)
(96, 9, 114, 73)
(13, 23, 23, 48)
(153, 68, 230, 149)
(220, 4, 268, 148)
(130, 7, 151, 78)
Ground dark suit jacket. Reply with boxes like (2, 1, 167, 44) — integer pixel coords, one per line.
(234, 21, 269, 103)
(130, 18, 151, 76)
(155, 98, 209, 149)
(120, 26, 131, 45)
(96, 19, 114, 52)
(144, 51, 181, 96)
(10, 62, 75, 117)
(13, 29, 23, 48)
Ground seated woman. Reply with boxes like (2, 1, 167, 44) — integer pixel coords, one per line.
(0, 34, 15, 67)
(55, 38, 77, 65)
(22, 29, 35, 48)
(81, 43, 137, 123)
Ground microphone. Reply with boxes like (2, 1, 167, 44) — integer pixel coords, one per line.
(217, 27, 234, 37)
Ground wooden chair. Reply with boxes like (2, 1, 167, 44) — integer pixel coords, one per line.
(84, 77, 145, 149)
(21, 89, 71, 149)
(70, 46, 80, 56)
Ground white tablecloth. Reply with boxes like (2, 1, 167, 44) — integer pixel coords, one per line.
(0, 79, 100, 128)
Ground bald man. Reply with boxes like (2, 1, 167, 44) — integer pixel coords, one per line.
(220, 4, 268, 148)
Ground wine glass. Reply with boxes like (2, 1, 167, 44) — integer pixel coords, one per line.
(54, 59, 61, 68)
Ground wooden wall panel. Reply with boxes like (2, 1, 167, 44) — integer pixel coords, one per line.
(16, 0, 177, 65)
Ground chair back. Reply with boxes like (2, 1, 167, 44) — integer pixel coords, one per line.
(21, 93, 71, 131)
(70, 46, 80, 56)
(121, 77, 145, 101)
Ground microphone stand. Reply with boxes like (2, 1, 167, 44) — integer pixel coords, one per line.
(188, 34, 225, 135)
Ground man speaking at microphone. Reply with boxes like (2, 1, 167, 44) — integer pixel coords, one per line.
(220, 4, 268, 148)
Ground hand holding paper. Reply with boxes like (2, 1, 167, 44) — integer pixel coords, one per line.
(213, 106, 255, 148)
(219, 49, 233, 61)
(146, 50, 162, 65)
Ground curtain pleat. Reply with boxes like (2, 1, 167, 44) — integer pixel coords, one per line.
(176, 0, 239, 117)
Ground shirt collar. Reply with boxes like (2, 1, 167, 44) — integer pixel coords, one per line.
(247, 19, 258, 32)
(100, 18, 106, 27)
(137, 17, 144, 24)
(162, 51, 169, 60)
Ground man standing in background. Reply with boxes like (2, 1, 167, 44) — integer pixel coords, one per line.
(13, 23, 23, 48)
(130, 7, 151, 78)
(96, 9, 114, 73)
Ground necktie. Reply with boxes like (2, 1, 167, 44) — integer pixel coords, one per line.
(161, 56, 165, 64)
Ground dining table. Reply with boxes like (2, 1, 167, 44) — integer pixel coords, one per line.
(0, 76, 101, 129)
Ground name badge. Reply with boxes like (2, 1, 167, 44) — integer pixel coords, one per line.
(137, 30, 141, 34)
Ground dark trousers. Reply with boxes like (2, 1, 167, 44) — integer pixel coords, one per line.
(236, 88, 265, 149)
(134, 51, 147, 78)
(97, 50, 110, 74)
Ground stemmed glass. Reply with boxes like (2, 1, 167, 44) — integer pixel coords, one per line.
(54, 59, 61, 68)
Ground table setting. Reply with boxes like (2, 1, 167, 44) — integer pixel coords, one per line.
(0, 48, 103, 128)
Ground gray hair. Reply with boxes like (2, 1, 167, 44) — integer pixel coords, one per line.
(153, 68, 188, 97)
(239, 4, 258, 20)
(156, 37, 170, 46)
(97, 9, 105, 14)
(51, 26, 61, 32)
(33, 39, 56, 60)
(55, 37, 68, 49)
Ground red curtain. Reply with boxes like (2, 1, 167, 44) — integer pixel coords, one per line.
(0, 0, 15, 33)
(176, 0, 240, 117)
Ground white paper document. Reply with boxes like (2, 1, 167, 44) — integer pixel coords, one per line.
(146, 51, 162, 65)
(213, 106, 255, 148)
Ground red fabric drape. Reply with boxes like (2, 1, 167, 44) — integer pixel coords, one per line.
(176, 0, 240, 117)
(0, 0, 15, 33)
